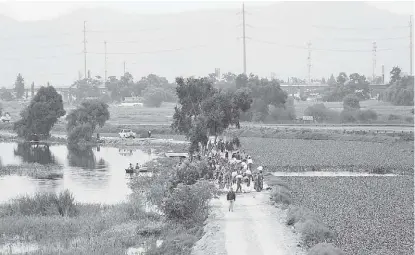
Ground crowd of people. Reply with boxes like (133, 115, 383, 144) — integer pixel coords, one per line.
(204, 138, 264, 193)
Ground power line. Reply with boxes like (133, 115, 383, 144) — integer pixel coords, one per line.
(0, 52, 82, 60)
(312, 25, 409, 30)
(250, 38, 399, 52)
(88, 45, 206, 55)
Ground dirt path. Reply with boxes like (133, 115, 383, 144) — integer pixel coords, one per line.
(192, 190, 305, 255)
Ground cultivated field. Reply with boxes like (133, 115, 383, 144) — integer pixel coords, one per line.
(241, 137, 414, 174)
(242, 135, 414, 255)
(271, 176, 414, 255)
(294, 100, 413, 120)
(0, 101, 175, 125)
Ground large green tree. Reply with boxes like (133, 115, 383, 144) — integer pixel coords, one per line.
(72, 77, 101, 101)
(13, 86, 65, 140)
(381, 75, 414, 106)
(66, 99, 110, 144)
(389, 66, 402, 84)
(14, 73, 25, 99)
(172, 77, 252, 154)
(0, 87, 13, 101)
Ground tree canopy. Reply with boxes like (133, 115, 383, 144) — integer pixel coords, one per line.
(66, 99, 110, 144)
(13, 86, 65, 140)
(14, 73, 25, 99)
(381, 75, 414, 106)
(172, 77, 252, 154)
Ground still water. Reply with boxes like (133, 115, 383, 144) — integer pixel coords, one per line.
(0, 142, 156, 204)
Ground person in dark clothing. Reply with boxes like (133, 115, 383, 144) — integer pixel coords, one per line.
(227, 187, 236, 212)
(148, 130, 152, 138)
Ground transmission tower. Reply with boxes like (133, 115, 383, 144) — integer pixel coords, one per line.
(372, 41, 377, 81)
(83, 21, 87, 79)
(242, 3, 247, 74)
(410, 15, 413, 76)
(104, 41, 107, 82)
(307, 42, 312, 84)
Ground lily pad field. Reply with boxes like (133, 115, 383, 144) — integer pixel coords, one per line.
(241, 137, 414, 175)
(242, 137, 414, 254)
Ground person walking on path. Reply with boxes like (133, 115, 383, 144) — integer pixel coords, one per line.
(236, 172, 243, 193)
(227, 187, 236, 212)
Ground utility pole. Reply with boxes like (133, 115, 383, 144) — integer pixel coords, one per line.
(307, 42, 312, 85)
(242, 3, 247, 75)
(372, 41, 377, 81)
(83, 21, 87, 79)
(410, 15, 413, 76)
(104, 41, 107, 82)
(123, 61, 126, 75)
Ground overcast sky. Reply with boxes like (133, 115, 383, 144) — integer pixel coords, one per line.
(0, 1, 413, 21)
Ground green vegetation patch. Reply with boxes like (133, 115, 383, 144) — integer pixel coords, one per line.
(241, 137, 413, 174)
(275, 176, 414, 255)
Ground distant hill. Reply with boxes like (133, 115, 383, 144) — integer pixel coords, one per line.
(0, 2, 411, 87)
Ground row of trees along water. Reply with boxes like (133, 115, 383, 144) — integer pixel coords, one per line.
(13, 85, 110, 146)
(2, 66, 412, 110)
(6, 67, 414, 144)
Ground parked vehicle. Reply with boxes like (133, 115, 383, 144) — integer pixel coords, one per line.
(119, 129, 136, 138)
(0, 113, 11, 122)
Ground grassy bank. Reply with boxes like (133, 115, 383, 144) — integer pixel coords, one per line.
(268, 176, 414, 255)
(0, 139, 214, 255)
(0, 191, 161, 254)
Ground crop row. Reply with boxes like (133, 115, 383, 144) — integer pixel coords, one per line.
(271, 176, 414, 255)
(241, 137, 414, 174)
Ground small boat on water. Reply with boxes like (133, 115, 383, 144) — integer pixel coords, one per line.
(125, 167, 148, 174)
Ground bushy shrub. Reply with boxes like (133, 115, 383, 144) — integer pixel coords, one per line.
(356, 109, 378, 122)
(68, 123, 94, 144)
(173, 160, 201, 186)
(388, 114, 401, 121)
(304, 104, 339, 123)
(343, 94, 360, 110)
(339, 110, 357, 123)
(161, 181, 215, 225)
(308, 243, 346, 255)
(294, 219, 335, 247)
(269, 97, 296, 121)
(287, 206, 320, 226)
(143, 87, 166, 107)
(3, 189, 78, 217)
(405, 116, 413, 124)
(270, 186, 292, 205)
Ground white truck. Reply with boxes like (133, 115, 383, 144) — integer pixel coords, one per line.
(0, 113, 11, 122)
(119, 129, 136, 138)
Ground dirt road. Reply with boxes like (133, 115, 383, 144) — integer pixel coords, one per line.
(192, 191, 305, 255)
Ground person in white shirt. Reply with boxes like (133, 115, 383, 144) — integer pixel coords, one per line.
(231, 170, 237, 184)
(247, 156, 253, 170)
(245, 169, 252, 186)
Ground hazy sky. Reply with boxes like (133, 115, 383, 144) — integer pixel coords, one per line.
(0, 1, 413, 21)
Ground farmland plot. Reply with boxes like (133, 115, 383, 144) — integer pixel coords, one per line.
(241, 137, 414, 174)
(274, 176, 414, 255)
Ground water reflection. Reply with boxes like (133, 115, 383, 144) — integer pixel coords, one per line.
(0, 142, 157, 204)
(67, 145, 98, 169)
(14, 142, 55, 165)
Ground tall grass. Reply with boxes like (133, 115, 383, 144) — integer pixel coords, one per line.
(1, 190, 77, 217)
